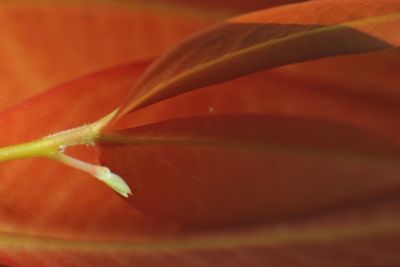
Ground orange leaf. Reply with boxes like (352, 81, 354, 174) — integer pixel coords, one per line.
(0, 61, 175, 242)
(3, 60, 399, 267)
(100, 115, 400, 226)
(112, 49, 400, 145)
(0, 1, 215, 111)
(1, 193, 400, 266)
(1, 1, 400, 266)
(118, 0, 400, 115)
(155, 0, 309, 12)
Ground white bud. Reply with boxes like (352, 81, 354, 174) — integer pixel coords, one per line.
(55, 153, 132, 198)
(95, 167, 132, 197)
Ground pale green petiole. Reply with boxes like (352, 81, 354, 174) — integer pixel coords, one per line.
(0, 109, 132, 198)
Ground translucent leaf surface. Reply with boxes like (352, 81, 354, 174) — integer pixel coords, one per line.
(2, 61, 399, 266)
(100, 115, 400, 225)
(2, 193, 400, 266)
(0, 1, 215, 111)
(0, 62, 165, 240)
(119, 0, 400, 115)
(112, 49, 400, 145)
(1, 1, 400, 266)
(154, 0, 309, 12)
(3, 60, 399, 267)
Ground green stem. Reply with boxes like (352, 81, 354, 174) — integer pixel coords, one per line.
(0, 138, 54, 161)
(0, 109, 131, 197)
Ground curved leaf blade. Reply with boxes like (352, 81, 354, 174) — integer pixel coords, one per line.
(3, 66, 399, 265)
(100, 115, 400, 226)
(112, 50, 400, 145)
(1, 196, 400, 266)
(119, 0, 400, 115)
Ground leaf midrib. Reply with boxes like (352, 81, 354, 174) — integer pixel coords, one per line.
(1, 216, 399, 252)
(100, 131, 400, 170)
